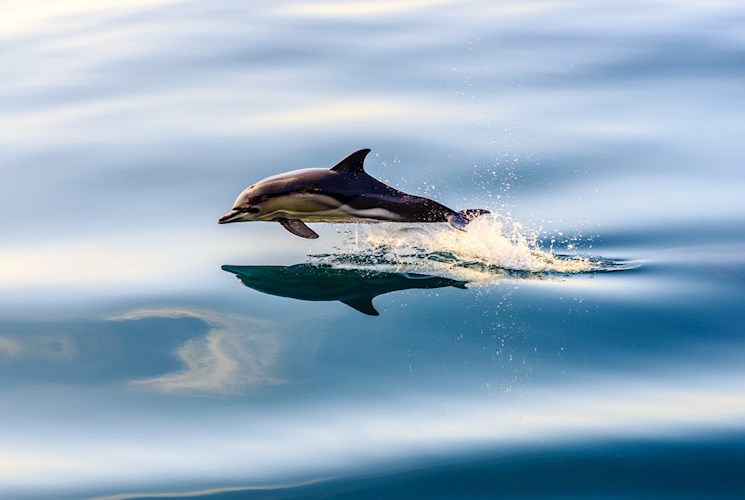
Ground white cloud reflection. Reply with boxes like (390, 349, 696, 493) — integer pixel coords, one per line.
(109, 308, 283, 393)
(0, 0, 184, 39)
(1, 369, 744, 497)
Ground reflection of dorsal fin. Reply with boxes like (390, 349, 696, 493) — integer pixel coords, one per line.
(330, 149, 371, 173)
(340, 296, 379, 316)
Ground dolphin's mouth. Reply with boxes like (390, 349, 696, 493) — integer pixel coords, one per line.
(218, 209, 243, 224)
(219, 206, 262, 224)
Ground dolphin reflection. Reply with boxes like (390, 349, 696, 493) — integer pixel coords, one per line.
(221, 264, 468, 316)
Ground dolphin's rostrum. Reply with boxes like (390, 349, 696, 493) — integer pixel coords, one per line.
(218, 149, 490, 238)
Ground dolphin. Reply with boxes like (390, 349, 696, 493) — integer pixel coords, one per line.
(218, 149, 490, 239)
(221, 263, 469, 316)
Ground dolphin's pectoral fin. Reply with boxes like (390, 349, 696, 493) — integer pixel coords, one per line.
(330, 149, 371, 173)
(277, 218, 319, 239)
(340, 296, 379, 316)
(447, 208, 491, 231)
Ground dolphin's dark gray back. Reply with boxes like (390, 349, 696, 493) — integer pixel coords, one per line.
(311, 150, 458, 223)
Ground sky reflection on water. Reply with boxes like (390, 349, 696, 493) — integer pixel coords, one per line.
(1, 0, 745, 498)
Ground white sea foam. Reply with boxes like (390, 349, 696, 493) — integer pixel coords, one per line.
(309, 214, 629, 285)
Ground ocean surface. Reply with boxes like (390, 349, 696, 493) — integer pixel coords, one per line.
(2, 1, 745, 498)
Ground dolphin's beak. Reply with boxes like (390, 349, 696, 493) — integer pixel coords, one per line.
(218, 209, 242, 224)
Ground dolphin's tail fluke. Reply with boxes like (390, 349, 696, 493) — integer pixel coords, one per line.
(447, 209, 491, 231)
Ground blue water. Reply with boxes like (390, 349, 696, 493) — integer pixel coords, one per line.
(2, 1, 745, 498)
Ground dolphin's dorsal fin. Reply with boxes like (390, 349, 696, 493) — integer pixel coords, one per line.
(340, 296, 379, 316)
(330, 149, 371, 173)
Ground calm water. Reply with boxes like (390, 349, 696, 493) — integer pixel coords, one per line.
(2, 1, 745, 498)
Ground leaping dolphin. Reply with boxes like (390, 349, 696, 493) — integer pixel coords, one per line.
(218, 148, 490, 239)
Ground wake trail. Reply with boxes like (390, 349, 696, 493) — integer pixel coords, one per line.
(310, 215, 636, 284)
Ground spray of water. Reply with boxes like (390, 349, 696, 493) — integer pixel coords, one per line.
(311, 215, 632, 285)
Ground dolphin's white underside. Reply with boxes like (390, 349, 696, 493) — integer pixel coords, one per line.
(257, 194, 404, 223)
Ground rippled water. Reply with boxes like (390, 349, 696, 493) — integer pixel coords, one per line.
(2, 1, 745, 498)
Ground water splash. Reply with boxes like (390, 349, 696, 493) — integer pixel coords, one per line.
(311, 215, 635, 284)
